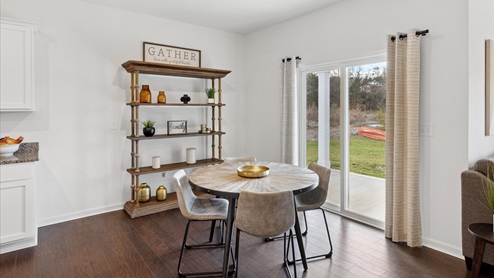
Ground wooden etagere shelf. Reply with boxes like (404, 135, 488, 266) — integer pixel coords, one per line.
(127, 102, 226, 107)
(127, 158, 224, 176)
(122, 60, 230, 79)
(122, 60, 231, 218)
(127, 131, 225, 141)
(124, 191, 215, 219)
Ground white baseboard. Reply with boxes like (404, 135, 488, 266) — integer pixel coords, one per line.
(422, 237, 463, 259)
(37, 202, 125, 228)
(0, 234, 37, 254)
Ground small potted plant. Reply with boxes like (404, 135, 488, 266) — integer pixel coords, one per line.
(205, 88, 215, 104)
(142, 120, 155, 137)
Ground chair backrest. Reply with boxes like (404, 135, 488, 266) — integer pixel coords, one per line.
(307, 163, 331, 208)
(224, 157, 257, 164)
(173, 169, 197, 219)
(474, 159, 494, 180)
(235, 190, 295, 238)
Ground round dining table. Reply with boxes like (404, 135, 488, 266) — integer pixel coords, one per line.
(189, 161, 319, 277)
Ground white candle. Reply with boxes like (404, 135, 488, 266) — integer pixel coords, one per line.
(186, 148, 196, 164)
(152, 156, 160, 169)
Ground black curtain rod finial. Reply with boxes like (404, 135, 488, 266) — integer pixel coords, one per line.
(282, 56, 302, 63)
(391, 29, 429, 42)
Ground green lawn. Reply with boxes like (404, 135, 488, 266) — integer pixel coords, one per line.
(307, 136, 386, 178)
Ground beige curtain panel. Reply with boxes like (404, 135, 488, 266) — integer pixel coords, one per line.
(281, 57, 298, 165)
(385, 32, 422, 247)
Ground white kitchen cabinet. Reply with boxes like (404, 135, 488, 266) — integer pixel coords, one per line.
(0, 18, 37, 112)
(0, 163, 37, 254)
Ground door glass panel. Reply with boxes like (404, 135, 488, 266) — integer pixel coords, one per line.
(347, 63, 386, 221)
(305, 69, 341, 208)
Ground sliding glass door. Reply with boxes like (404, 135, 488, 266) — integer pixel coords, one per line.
(299, 55, 386, 228)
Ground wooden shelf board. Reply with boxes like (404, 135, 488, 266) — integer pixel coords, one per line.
(127, 102, 225, 107)
(127, 131, 225, 140)
(122, 60, 231, 79)
(127, 158, 223, 176)
(124, 191, 214, 218)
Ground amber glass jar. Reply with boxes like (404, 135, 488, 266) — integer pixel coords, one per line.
(157, 91, 166, 103)
(139, 85, 152, 103)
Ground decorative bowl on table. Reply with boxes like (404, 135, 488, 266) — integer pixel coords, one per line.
(237, 165, 269, 178)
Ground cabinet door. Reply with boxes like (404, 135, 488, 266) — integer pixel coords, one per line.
(0, 18, 36, 111)
(0, 179, 34, 243)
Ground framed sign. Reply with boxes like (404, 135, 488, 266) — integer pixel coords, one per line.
(167, 120, 187, 135)
(143, 42, 201, 67)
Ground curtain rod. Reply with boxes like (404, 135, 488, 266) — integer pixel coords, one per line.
(391, 29, 429, 42)
(282, 56, 301, 63)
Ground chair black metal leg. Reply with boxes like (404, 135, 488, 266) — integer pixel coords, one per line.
(288, 208, 333, 265)
(185, 220, 225, 249)
(291, 229, 297, 278)
(283, 229, 297, 278)
(178, 220, 235, 277)
(320, 208, 333, 258)
(234, 228, 241, 278)
(178, 221, 191, 277)
(209, 220, 216, 242)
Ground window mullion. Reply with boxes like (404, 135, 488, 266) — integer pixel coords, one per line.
(317, 72, 330, 168)
(340, 66, 350, 211)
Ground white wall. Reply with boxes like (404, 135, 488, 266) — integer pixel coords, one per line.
(242, 0, 468, 257)
(468, 0, 494, 164)
(0, 0, 244, 226)
(1, 0, 490, 260)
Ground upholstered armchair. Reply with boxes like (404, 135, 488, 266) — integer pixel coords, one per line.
(461, 159, 494, 269)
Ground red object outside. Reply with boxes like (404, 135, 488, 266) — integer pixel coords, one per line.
(358, 126, 386, 141)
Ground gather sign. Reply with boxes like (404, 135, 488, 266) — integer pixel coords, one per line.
(143, 42, 201, 68)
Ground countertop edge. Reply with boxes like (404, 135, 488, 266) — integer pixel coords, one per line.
(0, 142, 39, 165)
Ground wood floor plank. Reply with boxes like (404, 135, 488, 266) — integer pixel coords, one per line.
(65, 219, 94, 278)
(1, 208, 492, 278)
(0, 250, 17, 278)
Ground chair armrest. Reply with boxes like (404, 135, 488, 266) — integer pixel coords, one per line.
(461, 170, 494, 264)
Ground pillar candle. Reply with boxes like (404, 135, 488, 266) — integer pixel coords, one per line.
(186, 148, 196, 164)
(152, 156, 160, 169)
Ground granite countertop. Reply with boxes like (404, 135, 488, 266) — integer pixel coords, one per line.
(0, 142, 39, 165)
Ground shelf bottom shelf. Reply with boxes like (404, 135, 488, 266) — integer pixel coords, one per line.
(124, 191, 214, 218)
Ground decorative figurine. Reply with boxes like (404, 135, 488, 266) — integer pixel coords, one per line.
(180, 94, 191, 104)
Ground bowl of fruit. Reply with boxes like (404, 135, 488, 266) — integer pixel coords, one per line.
(0, 136, 24, 157)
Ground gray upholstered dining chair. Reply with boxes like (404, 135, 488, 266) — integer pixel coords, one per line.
(266, 163, 333, 263)
(223, 156, 257, 164)
(293, 163, 333, 262)
(173, 169, 235, 277)
(234, 190, 297, 278)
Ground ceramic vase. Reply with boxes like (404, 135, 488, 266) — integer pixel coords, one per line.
(139, 183, 151, 202)
(143, 127, 155, 137)
(156, 185, 167, 201)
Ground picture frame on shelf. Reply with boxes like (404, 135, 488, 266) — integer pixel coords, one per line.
(167, 120, 187, 135)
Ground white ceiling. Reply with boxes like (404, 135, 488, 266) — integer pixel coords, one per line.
(81, 0, 342, 34)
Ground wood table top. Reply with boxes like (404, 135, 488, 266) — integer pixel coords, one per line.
(189, 162, 319, 198)
(469, 223, 494, 243)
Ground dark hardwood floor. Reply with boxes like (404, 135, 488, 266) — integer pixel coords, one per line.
(0, 208, 491, 277)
